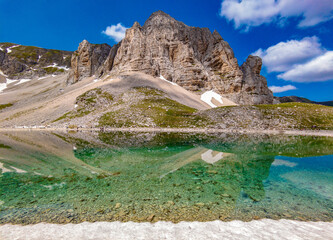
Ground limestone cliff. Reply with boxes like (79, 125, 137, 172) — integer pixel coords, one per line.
(68, 11, 273, 105)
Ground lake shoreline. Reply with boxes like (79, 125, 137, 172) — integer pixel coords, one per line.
(0, 127, 333, 137)
(1, 219, 333, 240)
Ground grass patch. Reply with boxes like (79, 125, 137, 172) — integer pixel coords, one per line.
(98, 88, 212, 128)
(0, 103, 13, 111)
(43, 67, 65, 74)
(0, 143, 11, 149)
(257, 103, 333, 130)
(53, 88, 113, 123)
(9, 46, 39, 61)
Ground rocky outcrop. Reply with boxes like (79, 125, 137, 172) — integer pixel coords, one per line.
(67, 40, 111, 84)
(0, 42, 72, 79)
(110, 12, 244, 97)
(239, 55, 273, 105)
(68, 11, 274, 105)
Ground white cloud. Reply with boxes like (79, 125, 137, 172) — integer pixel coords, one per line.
(278, 51, 333, 82)
(220, 0, 333, 30)
(253, 36, 325, 72)
(253, 36, 333, 83)
(102, 23, 128, 42)
(269, 85, 297, 93)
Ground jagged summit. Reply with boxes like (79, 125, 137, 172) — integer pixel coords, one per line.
(144, 10, 176, 25)
(67, 11, 274, 104)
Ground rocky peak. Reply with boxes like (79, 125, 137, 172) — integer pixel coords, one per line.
(67, 40, 111, 84)
(69, 11, 274, 105)
(243, 55, 262, 75)
(143, 11, 177, 27)
(239, 55, 273, 105)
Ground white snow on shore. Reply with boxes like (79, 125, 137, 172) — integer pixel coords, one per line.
(160, 75, 177, 86)
(0, 220, 332, 240)
(201, 90, 223, 108)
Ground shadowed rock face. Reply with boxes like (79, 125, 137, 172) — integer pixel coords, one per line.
(67, 40, 111, 84)
(68, 11, 273, 105)
(240, 55, 273, 105)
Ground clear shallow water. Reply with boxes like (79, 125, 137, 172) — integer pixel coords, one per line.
(0, 131, 332, 224)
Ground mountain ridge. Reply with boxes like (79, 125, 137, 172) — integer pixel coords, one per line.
(0, 42, 72, 79)
(276, 96, 333, 107)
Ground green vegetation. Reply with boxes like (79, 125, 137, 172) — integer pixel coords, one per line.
(0, 42, 15, 49)
(9, 45, 39, 61)
(257, 102, 333, 130)
(98, 88, 211, 128)
(53, 88, 114, 122)
(0, 103, 13, 111)
(43, 67, 64, 74)
(53, 108, 92, 122)
(0, 143, 11, 149)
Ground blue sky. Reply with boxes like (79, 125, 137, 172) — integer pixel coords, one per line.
(0, 0, 333, 101)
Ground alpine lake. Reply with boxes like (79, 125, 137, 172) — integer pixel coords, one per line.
(0, 130, 332, 224)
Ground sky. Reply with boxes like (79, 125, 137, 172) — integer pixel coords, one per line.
(0, 0, 332, 101)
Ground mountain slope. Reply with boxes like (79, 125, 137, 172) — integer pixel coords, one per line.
(0, 42, 72, 80)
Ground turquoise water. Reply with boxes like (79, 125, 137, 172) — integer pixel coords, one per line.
(0, 131, 332, 224)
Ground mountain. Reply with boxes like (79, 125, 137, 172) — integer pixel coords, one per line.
(0, 42, 72, 80)
(276, 96, 333, 107)
(68, 11, 273, 105)
(2, 11, 331, 130)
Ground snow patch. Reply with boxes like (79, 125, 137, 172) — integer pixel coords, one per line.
(0, 163, 27, 174)
(201, 90, 223, 108)
(272, 159, 297, 167)
(0, 220, 332, 240)
(6, 45, 19, 53)
(15, 79, 32, 85)
(0, 77, 31, 93)
(0, 70, 7, 77)
(38, 76, 48, 80)
(45, 63, 70, 71)
(42, 182, 66, 190)
(201, 150, 223, 164)
(0, 83, 7, 93)
(159, 75, 177, 86)
(0, 162, 12, 174)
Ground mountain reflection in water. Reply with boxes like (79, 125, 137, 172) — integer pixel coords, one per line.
(0, 131, 332, 224)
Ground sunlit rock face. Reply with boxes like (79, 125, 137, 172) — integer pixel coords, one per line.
(69, 11, 273, 105)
